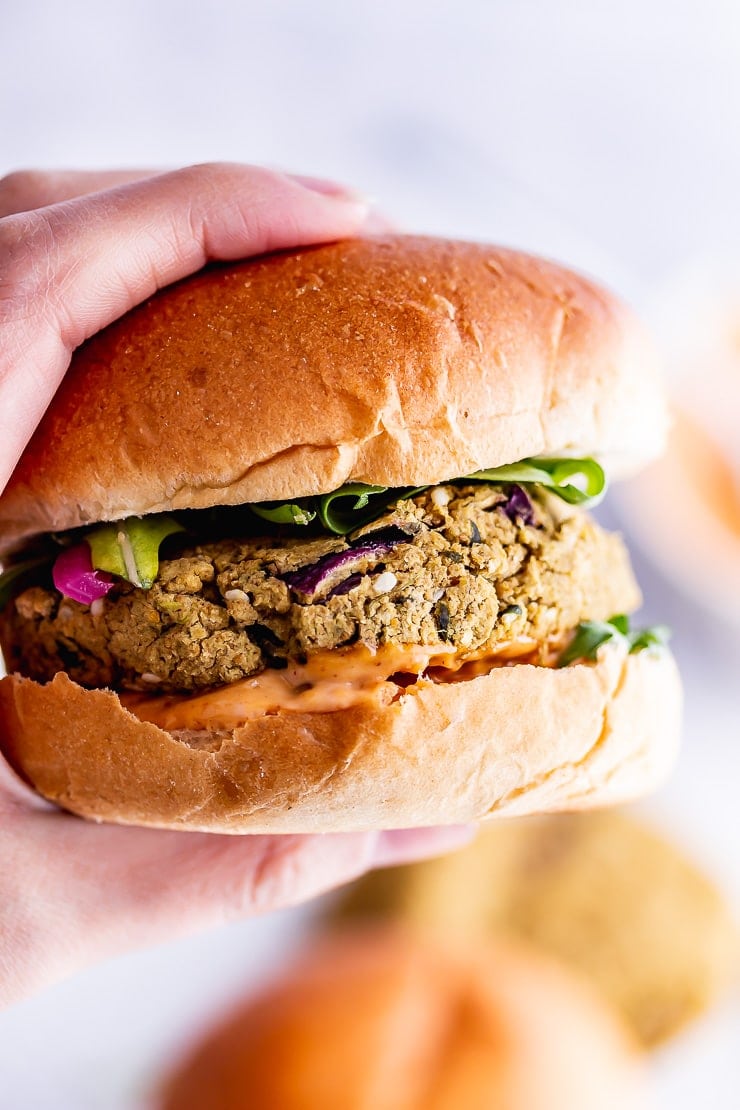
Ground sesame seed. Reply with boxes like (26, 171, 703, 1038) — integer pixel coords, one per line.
(141, 673, 162, 684)
(224, 588, 249, 602)
(430, 487, 450, 508)
(500, 607, 522, 624)
(90, 598, 105, 618)
(373, 571, 398, 595)
(432, 588, 445, 602)
(58, 605, 73, 621)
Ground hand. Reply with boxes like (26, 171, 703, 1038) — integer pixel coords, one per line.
(0, 165, 473, 1007)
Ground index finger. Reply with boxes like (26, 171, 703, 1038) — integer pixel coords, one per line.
(0, 169, 163, 217)
(0, 163, 372, 493)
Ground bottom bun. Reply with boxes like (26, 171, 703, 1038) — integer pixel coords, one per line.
(0, 647, 681, 832)
(158, 928, 649, 1110)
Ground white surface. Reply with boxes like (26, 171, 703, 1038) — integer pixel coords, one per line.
(2, 2, 740, 1107)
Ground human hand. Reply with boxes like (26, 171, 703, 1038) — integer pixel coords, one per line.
(0, 165, 473, 1006)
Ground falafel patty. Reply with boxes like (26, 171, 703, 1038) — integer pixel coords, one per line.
(0, 484, 640, 694)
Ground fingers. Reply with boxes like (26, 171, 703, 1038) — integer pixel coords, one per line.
(0, 162, 371, 348)
(0, 169, 163, 217)
(0, 750, 56, 813)
(0, 822, 374, 1006)
(373, 825, 477, 867)
(0, 168, 366, 217)
(0, 162, 372, 494)
(41, 821, 473, 938)
(0, 807, 473, 1006)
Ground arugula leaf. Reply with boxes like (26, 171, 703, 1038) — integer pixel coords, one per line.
(12, 456, 607, 599)
(557, 615, 671, 668)
(627, 625, 671, 652)
(248, 457, 606, 536)
(251, 502, 316, 526)
(607, 613, 630, 636)
(556, 618, 625, 668)
(0, 557, 51, 610)
(317, 484, 390, 535)
(468, 457, 606, 506)
(87, 515, 184, 589)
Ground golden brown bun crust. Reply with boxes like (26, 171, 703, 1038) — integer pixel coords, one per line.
(0, 236, 664, 552)
(159, 928, 647, 1110)
(0, 647, 680, 832)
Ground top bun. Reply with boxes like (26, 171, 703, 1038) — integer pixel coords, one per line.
(0, 236, 665, 552)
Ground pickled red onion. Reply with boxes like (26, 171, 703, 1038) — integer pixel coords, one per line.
(52, 543, 115, 605)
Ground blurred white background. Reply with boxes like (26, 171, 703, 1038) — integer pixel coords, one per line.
(1, 2, 739, 1106)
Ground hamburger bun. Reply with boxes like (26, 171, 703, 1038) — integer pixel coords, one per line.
(0, 640, 680, 832)
(335, 810, 739, 1045)
(0, 236, 680, 831)
(158, 928, 649, 1110)
(0, 237, 665, 551)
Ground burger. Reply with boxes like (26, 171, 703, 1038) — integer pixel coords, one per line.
(0, 236, 681, 831)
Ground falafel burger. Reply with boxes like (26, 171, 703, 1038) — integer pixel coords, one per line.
(0, 236, 681, 832)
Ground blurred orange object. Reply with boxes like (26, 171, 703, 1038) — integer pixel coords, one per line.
(158, 929, 649, 1110)
(621, 270, 740, 623)
(624, 408, 740, 623)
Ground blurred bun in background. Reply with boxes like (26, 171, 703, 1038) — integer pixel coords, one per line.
(158, 928, 649, 1110)
(334, 811, 738, 1048)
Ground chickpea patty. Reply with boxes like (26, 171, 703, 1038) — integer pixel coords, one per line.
(0, 485, 640, 693)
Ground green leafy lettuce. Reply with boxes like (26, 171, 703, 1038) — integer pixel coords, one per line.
(251, 456, 606, 536)
(557, 615, 670, 668)
(0, 457, 607, 606)
(86, 515, 184, 589)
(466, 457, 605, 506)
(250, 502, 317, 526)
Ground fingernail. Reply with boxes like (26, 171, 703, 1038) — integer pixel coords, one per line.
(288, 173, 372, 204)
(372, 825, 477, 869)
(360, 209, 397, 234)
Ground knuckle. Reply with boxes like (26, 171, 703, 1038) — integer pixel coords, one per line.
(0, 210, 58, 320)
(163, 162, 282, 260)
(224, 837, 307, 920)
(0, 169, 53, 216)
(177, 161, 277, 197)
